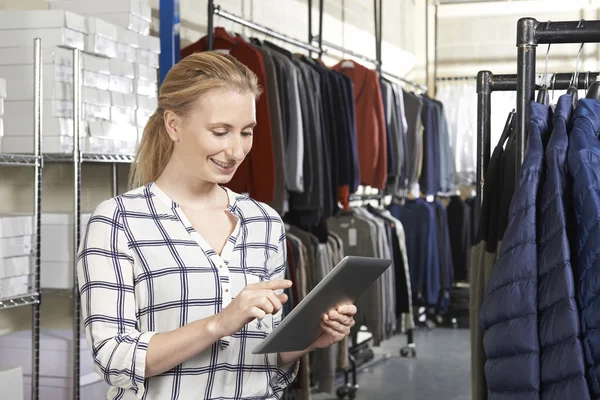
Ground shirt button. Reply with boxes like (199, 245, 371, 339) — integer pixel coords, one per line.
(225, 289, 229, 293)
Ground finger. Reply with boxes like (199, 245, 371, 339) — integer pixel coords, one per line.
(263, 290, 283, 313)
(328, 310, 353, 325)
(277, 293, 288, 304)
(323, 318, 350, 335)
(320, 323, 344, 343)
(247, 279, 293, 291)
(337, 304, 357, 316)
(253, 297, 274, 315)
(250, 306, 266, 320)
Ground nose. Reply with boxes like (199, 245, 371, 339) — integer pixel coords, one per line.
(226, 134, 246, 162)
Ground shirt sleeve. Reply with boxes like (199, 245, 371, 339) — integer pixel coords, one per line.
(77, 199, 157, 398)
(268, 222, 300, 397)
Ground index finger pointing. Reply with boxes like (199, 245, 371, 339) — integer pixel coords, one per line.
(248, 279, 293, 290)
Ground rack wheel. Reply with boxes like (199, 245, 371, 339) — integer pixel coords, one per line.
(337, 385, 358, 400)
(400, 346, 417, 358)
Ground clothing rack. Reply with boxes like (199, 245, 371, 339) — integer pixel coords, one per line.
(206, 1, 321, 53)
(436, 76, 476, 81)
(475, 70, 600, 218)
(515, 18, 600, 180)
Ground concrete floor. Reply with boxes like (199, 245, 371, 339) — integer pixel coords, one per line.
(313, 328, 471, 400)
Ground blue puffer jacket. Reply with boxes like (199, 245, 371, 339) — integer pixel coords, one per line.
(567, 98, 600, 398)
(538, 95, 589, 399)
(479, 101, 551, 399)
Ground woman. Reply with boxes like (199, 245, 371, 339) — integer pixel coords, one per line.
(77, 51, 357, 400)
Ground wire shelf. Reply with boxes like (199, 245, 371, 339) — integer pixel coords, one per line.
(0, 154, 40, 166)
(44, 153, 135, 164)
(0, 293, 40, 310)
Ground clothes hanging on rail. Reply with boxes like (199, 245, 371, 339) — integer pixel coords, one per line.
(478, 97, 594, 399)
(387, 198, 454, 312)
(326, 205, 413, 345)
(446, 195, 472, 283)
(333, 60, 388, 190)
(469, 110, 516, 400)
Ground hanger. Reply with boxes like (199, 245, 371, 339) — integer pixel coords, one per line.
(498, 109, 516, 146)
(567, 25, 585, 108)
(536, 40, 551, 105)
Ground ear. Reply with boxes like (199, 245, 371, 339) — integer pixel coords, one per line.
(163, 110, 182, 142)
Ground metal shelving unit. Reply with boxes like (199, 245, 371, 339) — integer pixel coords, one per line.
(0, 38, 43, 400)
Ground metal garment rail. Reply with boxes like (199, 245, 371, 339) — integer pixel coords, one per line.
(206, 1, 321, 53)
(516, 18, 600, 181)
(475, 70, 599, 221)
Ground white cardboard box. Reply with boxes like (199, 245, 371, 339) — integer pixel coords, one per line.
(0, 236, 32, 259)
(4, 115, 88, 138)
(109, 75, 134, 94)
(134, 79, 157, 97)
(1, 136, 89, 155)
(111, 92, 136, 108)
(0, 28, 85, 50)
(0, 46, 110, 75)
(0, 367, 23, 400)
(96, 13, 150, 35)
(0, 10, 86, 32)
(49, 0, 151, 21)
(110, 58, 135, 78)
(85, 34, 117, 59)
(137, 34, 160, 53)
(41, 213, 90, 264)
(0, 256, 31, 279)
(134, 63, 157, 82)
(86, 17, 119, 41)
(136, 94, 157, 110)
(0, 274, 30, 299)
(0, 215, 33, 239)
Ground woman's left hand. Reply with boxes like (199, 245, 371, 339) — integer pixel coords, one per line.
(310, 304, 357, 350)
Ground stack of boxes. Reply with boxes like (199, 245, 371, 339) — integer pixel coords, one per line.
(0, 215, 33, 300)
(0, 6, 159, 155)
(0, 79, 5, 148)
(41, 213, 90, 290)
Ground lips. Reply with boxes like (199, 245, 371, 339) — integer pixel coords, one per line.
(210, 158, 236, 170)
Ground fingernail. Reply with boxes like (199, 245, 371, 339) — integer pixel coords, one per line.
(324, 314, 329, 321)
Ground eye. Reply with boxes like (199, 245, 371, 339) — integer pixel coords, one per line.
(212, 131, 228, 137)
(242, 130, 254, 137)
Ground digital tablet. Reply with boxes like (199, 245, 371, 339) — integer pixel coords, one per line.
(252, 256, 392, 354)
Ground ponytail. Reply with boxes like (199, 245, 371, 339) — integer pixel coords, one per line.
(128, 109, 174, 189)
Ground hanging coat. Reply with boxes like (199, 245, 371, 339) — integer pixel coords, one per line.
(479, 101, 552, 399)
(567, 98, 600, 398)
(537, 95, 589, 399)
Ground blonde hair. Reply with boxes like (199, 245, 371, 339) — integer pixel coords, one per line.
(128, 51, 262, 189)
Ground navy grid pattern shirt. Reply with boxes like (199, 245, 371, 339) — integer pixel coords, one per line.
(77, 182, 299, 400)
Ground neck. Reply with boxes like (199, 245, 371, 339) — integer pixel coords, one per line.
(155, 155, 224, 211)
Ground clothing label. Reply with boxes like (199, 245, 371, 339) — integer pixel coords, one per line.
(348, 228, 357, 247)
(215, 49, 232, 55)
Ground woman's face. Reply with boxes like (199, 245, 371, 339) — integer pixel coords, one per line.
(165, 88, 256, 184)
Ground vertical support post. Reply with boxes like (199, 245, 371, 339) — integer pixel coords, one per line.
(318, 0, 324, 57)
(516, 17, 538, 182)
(476, 70, 492, 226)
(425, 0, 429, 91)
(159, 0, 180, 84)
(111, 163, 118, 198)
(378, 0, 382, 73)
(308, 0, 312, 57)
(32, 37, 42, 400)
(72, 47, 82, 400)
(433, 1, 439, 95)
(207, 0, 215, 51)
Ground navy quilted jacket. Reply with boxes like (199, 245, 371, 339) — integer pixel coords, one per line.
(538, 95, 589, 399)
(567, 99, 600, 398)
(479, 101, 551, 399)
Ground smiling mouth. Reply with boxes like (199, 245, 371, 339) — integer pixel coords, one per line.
(210, 158, 236, 170)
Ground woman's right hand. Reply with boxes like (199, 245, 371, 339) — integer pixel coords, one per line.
(212, 279, 293, 338)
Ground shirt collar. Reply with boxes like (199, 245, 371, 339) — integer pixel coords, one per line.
(147, 182, 241, 217)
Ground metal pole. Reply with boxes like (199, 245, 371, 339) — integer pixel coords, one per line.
(318, 0, 324, 56)
(31, 37, 43, 400)
(425, 0, 429, 91)
(373, 0, 379, 70)
(111, 163, 118, 197)
(434, 1, 439, 95)
(476, 71, 492, 225)
(516, 17, 537, 184)
(207, 0, 215, 51)
(378, 0, 382, 73)
(72, 48, 82, 400)
(308, 0, 312, 57)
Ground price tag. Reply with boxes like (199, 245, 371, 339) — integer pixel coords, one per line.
(348, 228, 357, 247)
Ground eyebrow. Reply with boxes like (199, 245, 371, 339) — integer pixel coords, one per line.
(208, 122, 257, 129)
